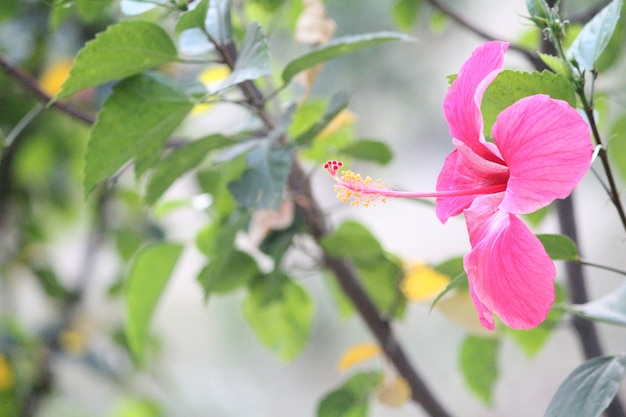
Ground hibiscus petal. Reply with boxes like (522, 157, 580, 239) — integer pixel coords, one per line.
(493, 94, 592, 214)
(436, 139, 508, 223)
(464, 197, 556, 330)
(443, 41, 508, 163)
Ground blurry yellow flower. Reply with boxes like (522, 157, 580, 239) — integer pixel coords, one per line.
(338, 343, 381, 371)
(436, 291, 495, 336)
(401, 263, 449, 302)
(199, 65, 231, 85)
(377, 375, 411, 408)
(0, 354, 13, 391)
(192, 65, 231, 115)
(39, 58, 73, 97)
(320, 109, 356, 137)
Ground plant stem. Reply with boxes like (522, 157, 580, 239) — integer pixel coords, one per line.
(0, 56, 95, 125)
(577, 87, 626, 233)
(579, 260, 626, 277)
(205, 29, 453, 417)
(422, 0, 543, 68)
(541, 1, 624, 415)
(288, 163, 452, 417)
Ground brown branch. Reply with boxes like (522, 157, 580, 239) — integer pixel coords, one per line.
(423, 0, 544, 68)
(288, 162, 452, 416)
(0, 55, 95, 125)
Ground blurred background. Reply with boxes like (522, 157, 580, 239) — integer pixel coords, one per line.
(2, 1, 626, 416)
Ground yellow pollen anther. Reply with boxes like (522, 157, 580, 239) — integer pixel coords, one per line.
(335, 170, 387, 207)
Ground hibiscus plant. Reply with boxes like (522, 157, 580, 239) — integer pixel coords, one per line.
(2, 0, 626, 416)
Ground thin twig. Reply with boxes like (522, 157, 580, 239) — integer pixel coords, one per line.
(579, 260, 626, 277)
(0, 55, 95, 125)
(288, 163, 452, 417)
(423, 0, 543, 68)
(539, 0, 624, 415)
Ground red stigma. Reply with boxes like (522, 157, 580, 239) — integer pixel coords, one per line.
(324, 160, 343, 176)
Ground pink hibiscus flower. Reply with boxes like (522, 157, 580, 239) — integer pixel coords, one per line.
(325, 41, 592, 330)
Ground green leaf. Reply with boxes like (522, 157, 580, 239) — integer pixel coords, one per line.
(205, 0, 232, 45)
(56, 21, 178, 100)
(108, 397, 162, 417)
(339, 139, 393, 165)
(544, 354, 626, 417)
(526, 0, 551, 20)
(481, 70, 576, 134)
(429, 257, 468, 312)
(317, 371, 383, 417)
(294, 91, 350, 146)
(227, 142, 295, 210)
(219, 22, 272, 91)
(507, 284, 566, 357)
(321, 221, 384, 264)
(175, 0, 209, 32)
(538, 53, 572, 78)
(33, 268, 74, 301)
(226, 111, 296, 211)
(393, 0, 421, 31)
(145, 135, 233, 205)
(609, 114, 626, 181)
(76, 0, 114, 22)
(356, 255, 404, 316)
(195, 162, 243, 218)
(126, 242, 184, 359)
(250, 0, 288, 12)
(459, 336, 499, 406)
(537, 234, 579, 261)
(321, 221, 402, 315)
(566, 283, 626, 327)
(243, 278, 314, 361)
(282, 32, 415, 84)
(198, 250, 258, 294)
(524, 204, 551, 227)
(566, 0, 623, 71)
(84, 73, 194, 194)
(197, 214, 259, 295)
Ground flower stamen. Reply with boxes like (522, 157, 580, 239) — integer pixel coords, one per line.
(323, 160, 507, 206)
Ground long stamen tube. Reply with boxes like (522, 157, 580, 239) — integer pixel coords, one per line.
(324, 160, 507, 207)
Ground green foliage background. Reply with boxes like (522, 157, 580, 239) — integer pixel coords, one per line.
(2, 1, 626, 417)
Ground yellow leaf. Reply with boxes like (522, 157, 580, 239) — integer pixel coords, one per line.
(338, 343, 381, 371)
(377, 376, 411, 408)
(401, 263, 449, 302)
(436, 291, 495, 337)
(39, 58, 73, 97)
(0, 354, 13, 391)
